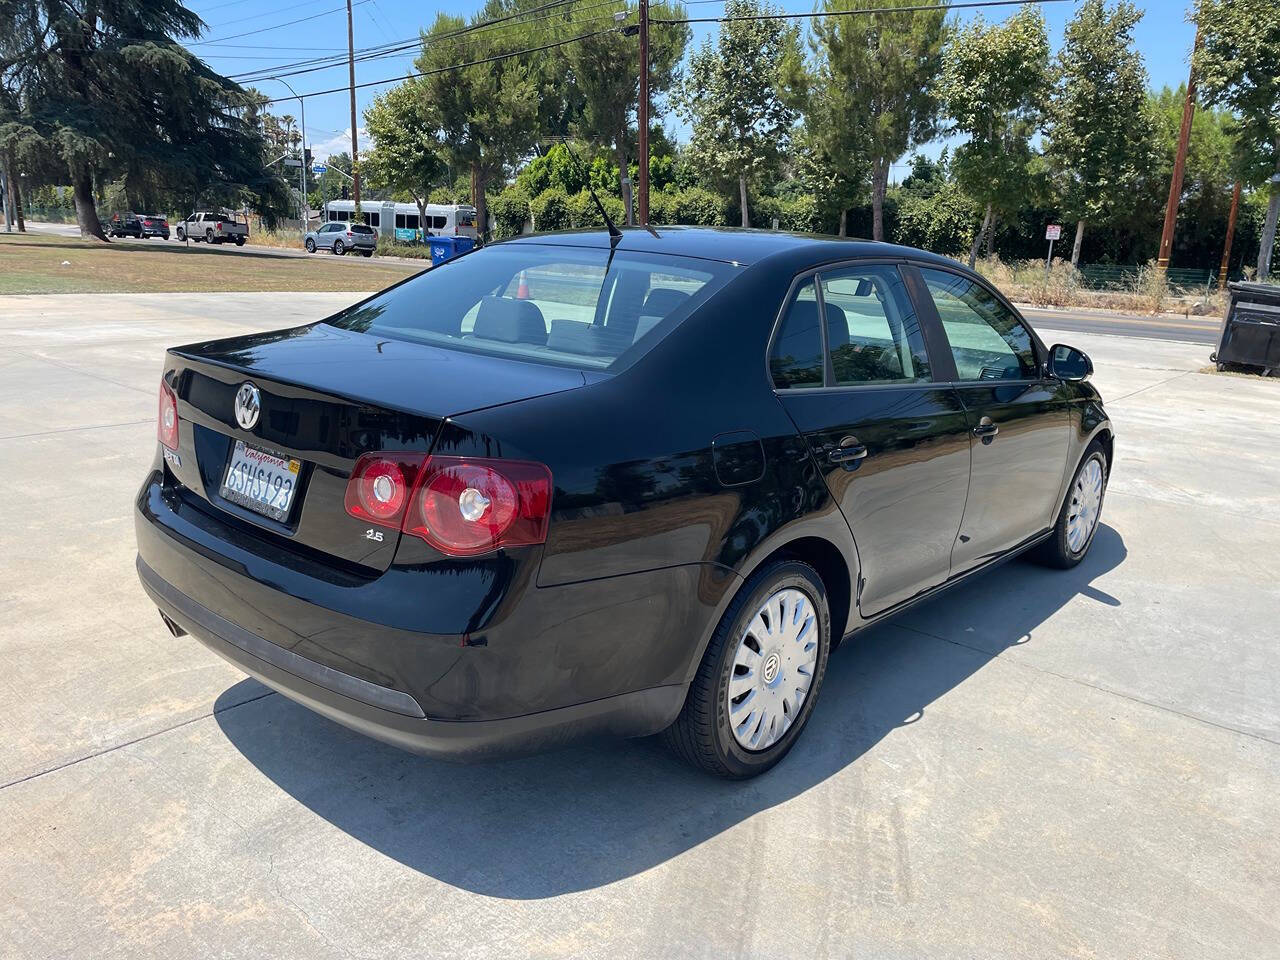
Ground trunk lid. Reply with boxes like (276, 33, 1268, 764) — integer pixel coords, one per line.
(165, 322, 587, 572)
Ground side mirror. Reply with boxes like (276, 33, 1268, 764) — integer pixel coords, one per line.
(1048, 343, 1093, 381)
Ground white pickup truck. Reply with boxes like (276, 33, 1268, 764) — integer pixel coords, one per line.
(176, 211, 248, 245)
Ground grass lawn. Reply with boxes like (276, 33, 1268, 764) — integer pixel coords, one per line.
(0, 232, 423, 294)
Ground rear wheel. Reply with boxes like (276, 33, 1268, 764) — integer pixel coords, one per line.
(1034, 441, 1108, 569)
(663, 559, 831, 779)
(234, 236, 245, 246)
(305, 237, 316, 253)
(360, 249, 373, 258)
(205, 228, 214, 243)
(333, 239, 345, 256)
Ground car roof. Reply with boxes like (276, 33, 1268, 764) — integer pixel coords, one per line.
(499, 225, 964, 270)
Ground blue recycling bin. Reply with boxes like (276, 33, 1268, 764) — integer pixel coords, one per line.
(427, 235, 476, 265)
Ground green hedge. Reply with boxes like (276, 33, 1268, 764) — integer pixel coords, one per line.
(568, 190, 625, 228)
(490, 190, 530, 240)
(530, 188, 573, 231)
(647, 187, 727, 226)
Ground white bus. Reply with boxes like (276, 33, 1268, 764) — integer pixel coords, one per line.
(324, 200, 478, 241)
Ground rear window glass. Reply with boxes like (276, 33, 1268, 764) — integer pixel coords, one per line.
(350, 224, 375, 234)
(326, 243, 738, 370)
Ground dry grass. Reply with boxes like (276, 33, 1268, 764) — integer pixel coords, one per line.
(975, 256, 1227, 317)
(0, 232, 421, 294)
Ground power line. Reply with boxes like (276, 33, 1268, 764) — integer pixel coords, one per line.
(204, 0, 337, 31)
(189, 1, 370, 45)
(257, 24, 621, 104)
(226, 0, 625, 83)
(652, 0, 1070, 25)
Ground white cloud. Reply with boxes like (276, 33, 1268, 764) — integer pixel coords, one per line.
(309, 127, 368, 163)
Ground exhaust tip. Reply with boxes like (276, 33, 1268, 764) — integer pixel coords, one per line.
(159, 611, 187, 638)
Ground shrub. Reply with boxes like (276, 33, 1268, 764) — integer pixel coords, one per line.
(568, 190, 625, 228)
(672, 187, 727, 226)
(649, 189, 678, 225)
(490, 190, 530, 240)
(530, 188, 573, 232)
(375, 236, 432, 259)
(777, 196, 824, 233)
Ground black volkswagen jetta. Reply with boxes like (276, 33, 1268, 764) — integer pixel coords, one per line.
(136, 227, 1112, 778)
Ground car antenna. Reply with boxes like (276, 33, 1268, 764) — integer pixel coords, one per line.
(556, 139, 623, 246)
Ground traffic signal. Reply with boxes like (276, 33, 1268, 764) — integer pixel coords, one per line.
(341, 184, 349, 200)
(304, 148, 312, 168)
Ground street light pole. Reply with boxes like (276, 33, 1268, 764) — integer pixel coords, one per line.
(637, 0, 650, 226)
(265, 76, 308, 228)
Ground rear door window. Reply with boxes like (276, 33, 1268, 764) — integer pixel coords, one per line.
(769, 280, 825, 389)
(819, 265, 931, 385)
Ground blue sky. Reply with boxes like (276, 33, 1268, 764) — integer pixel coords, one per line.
(184, 0, 1198, 172)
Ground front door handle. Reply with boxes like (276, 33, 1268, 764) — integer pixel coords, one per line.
(828, 437, 869, 463)
(972, 417, 999, 441)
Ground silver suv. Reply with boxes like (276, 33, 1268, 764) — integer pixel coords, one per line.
(304, 222, 376, 257)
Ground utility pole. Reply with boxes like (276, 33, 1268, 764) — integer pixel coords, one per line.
(1217, 180, 1242, 290)
(346, 0, 361, 215)
(1, 169, 11, 233)
(637, 0, 650, 226)
(1157, 26, 1200, 273)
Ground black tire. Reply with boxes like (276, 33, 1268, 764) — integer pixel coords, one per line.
(234, 236, 245, 246)
(360, 249, 373, 258)
(663, 559, 831, 779)
(305, 238, 316, 253)
(333, 239, 345, 256)
(205, 228, 214, 243)
(1033, 440, 1109, 569)
(176, 228, 185, 241)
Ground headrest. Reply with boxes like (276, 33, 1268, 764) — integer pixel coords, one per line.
(789, 300, 849, 349)
(473, 297, 546, 345)
(641, 287, 690, 317)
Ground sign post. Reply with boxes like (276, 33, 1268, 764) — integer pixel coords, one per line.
(1044, 224, 1062, 276)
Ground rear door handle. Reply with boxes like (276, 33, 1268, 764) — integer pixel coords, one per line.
(972, 417, 999, 440)
(828, 437, 869, 463)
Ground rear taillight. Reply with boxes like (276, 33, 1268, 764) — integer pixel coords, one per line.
(346, 231, 353, 238)
(343, 455, 552, 556)
(158, 379, 179, 451)
(144, 219, 153, 226)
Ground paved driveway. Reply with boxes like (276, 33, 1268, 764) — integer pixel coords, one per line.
(1, 293, 1278, 959)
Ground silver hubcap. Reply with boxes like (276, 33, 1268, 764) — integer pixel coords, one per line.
(1066, 457, 1104, 553)
(727, 588, 818, 751)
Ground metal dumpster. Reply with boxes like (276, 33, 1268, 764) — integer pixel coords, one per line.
(1213, 281, 1280, 375)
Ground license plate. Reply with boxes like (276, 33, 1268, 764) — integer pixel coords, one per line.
(219, 440, 301, 522)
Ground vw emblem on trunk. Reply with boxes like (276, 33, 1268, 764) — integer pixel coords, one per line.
(234, 382, 261, 430)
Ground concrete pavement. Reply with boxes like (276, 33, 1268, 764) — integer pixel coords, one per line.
(1, 293, 1278, 959)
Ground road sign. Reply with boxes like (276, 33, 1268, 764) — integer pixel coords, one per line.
(1045, 224, 1062, 241)
(283, 158, 302, 168)
(312, 164, 327, 174)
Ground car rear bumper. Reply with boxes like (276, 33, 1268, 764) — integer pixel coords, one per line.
(133, 467, 724, 758)
(137, 555, 685, 759)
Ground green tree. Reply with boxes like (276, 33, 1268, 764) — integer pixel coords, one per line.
(415, 2, 546, 239)
(674, 0, 800, 227)
(1043, 0, 1159, 267)
(561, 2, 688, 223)
(0, 0, 287, 238)
(363, 79, 448, 230)
(940, 5, 1049, 266)
(1194, 0, 1280, 278)
(810, 0, 947, 241)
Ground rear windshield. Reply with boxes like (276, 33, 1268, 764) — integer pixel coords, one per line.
(325, 243, 738, 369)
(350, 224, 375, 235)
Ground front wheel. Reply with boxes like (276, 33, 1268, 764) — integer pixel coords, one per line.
(305, 238, 316, 253)
(663, 559, 831, 779)
(333, 239, 345, 256)
(176, 228, 185, 241)
(1034, 442, 1108, 569)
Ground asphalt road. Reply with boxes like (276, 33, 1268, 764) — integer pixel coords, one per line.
(2, 291, 1278, 959)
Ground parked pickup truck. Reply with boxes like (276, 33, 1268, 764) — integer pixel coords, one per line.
(175, 212, 248, 245)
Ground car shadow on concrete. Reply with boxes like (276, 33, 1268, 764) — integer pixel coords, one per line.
(214, 524, 1125, 899)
